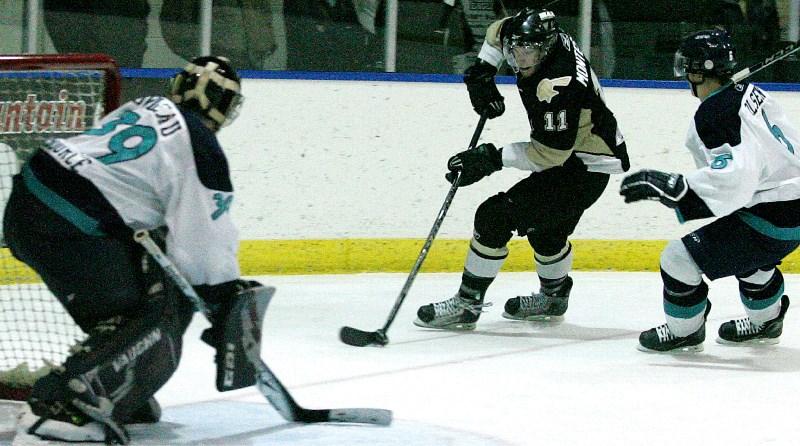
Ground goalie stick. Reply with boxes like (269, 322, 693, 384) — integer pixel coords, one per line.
(731, 39, 800, 83)
(133, 230, 392, 426)
(339, 115, 488, 347)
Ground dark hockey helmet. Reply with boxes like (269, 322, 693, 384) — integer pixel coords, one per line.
(170, 56, 243, 130)
(674, 29, 737, 80)
(501, 8, 559, 75)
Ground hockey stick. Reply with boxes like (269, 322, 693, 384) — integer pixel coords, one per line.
(339, 115, 488, 347)
(731, 40, 800, 83)
(133, 230, 392, 426)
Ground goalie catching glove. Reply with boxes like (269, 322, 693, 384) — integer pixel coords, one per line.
(446, 143, 503, 186)
(619, 169, 688, 208)
(201, 280, 273, 392)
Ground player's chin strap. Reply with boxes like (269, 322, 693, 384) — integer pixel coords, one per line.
(686, 73, 704, 98)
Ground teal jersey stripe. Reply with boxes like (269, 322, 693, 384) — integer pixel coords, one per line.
(737, 211, 800, 241)
(21, 165, 105, 236)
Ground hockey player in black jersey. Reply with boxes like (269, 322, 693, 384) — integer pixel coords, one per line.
(4, 56, 264, 443)
(414, 8, 629, 331)
(620, 29, 799, 353)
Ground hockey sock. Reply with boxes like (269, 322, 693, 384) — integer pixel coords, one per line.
(737, 268, 784, 325)
(460, 237, 507, 299)
(540, 276, 569, 294)
(662, 270, 709, 337)
(534, 242, 573, 285)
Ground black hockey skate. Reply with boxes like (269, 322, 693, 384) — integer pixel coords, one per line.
(414, 294, 491, 330)
(503, 276, 573, 321)
(638, 301, 711, 353)
(717, 295, 789, 345)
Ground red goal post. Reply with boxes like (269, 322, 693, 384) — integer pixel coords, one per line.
(0, 53, 121, 401)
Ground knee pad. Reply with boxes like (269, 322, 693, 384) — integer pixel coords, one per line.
(661, 268, 708, 307)
(660, 240, 703, 286)
(473, 193, 516, 249)
(529, 236, 570, 257)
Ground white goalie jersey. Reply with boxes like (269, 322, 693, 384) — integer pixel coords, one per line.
(38, 96, 241, 287)
(684, 83, 800, 218)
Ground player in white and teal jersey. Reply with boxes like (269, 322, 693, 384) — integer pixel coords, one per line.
(5, 56, 262, 443)
(621, 29, 800, 353)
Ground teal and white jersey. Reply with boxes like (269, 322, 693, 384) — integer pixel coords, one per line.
(685, 83, 800, 219)
(39, 96, 240, 287)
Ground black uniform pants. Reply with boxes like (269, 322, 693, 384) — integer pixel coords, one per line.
(475, 155, 610, 256)
(3, 174, 146, 331)
(5, 174, 196, 422)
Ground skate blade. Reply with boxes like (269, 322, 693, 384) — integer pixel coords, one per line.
(636, 343, 704, 354)
(501, 312, 564, 322)
(413, 318, 476, 331)
(715, 337, 780, 346)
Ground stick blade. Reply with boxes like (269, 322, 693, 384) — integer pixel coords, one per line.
(339, 326, 387, 347)
(327, 408, 393, 426)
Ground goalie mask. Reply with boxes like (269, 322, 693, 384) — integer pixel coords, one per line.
(170, 56, 243, 130)
(502, 8, 559, 77)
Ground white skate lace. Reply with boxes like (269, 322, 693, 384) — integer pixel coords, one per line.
(654, 324, 675, 343)
(733, 318, 761, 335)
(433, 296, 492, 317)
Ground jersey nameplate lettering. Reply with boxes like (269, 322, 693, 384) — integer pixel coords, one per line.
(744, 87, 766, 115)
(45, 138, 93, 170)
(574, 47, 589, 87)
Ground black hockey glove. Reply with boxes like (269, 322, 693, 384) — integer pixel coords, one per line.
(464, 61, 505, 119)
(619, 169, 688, 208)
(446, 143, 503, 186)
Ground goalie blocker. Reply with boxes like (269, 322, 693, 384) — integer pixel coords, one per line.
(202, 284, 273, 392)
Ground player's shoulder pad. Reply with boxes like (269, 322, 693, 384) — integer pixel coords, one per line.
(179, 106, 233, 192)
(694, 84, 745, 150)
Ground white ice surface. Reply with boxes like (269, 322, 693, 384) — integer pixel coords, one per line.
(4, 271, 800, 445)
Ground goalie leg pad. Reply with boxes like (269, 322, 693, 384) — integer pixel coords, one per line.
(15, 405, 108, 443)
(28, 289, 193, 437)
(213, 286, 275, 392)
(27, 370, 130, 444)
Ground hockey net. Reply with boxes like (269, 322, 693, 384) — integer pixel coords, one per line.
(0, 54, 121, 401)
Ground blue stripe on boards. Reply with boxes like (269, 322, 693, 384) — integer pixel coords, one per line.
(118, 69, 800, 92)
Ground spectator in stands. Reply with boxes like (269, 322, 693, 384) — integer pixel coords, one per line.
(43, 0, 150, 68)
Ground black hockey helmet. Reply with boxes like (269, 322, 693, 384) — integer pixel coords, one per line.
(501, 8, 559, 74)
(170, 56, 243, 130)
(674, 29, 737, 80)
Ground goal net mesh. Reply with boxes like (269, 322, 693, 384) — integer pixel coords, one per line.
(0, 54, 120, 400)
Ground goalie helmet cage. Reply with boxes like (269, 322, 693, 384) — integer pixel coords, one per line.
(0, 53, 121, 401)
